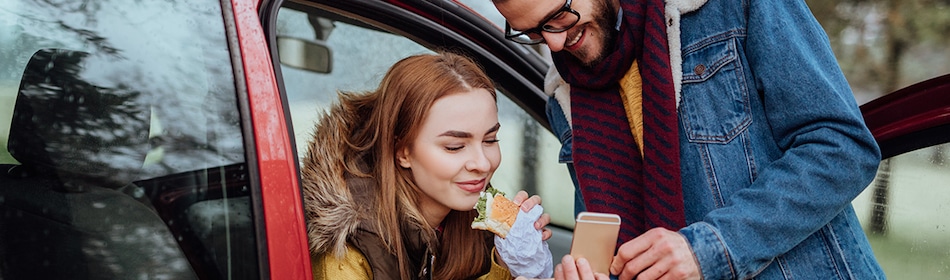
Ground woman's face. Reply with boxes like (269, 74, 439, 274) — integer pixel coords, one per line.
(397, 88, 501, 224)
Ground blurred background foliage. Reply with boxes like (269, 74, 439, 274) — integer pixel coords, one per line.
(806, 0, 950, 103)
(806, 2, 950, 278)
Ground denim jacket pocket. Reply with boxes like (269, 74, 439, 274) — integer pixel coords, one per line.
(680, 36, 752, 144)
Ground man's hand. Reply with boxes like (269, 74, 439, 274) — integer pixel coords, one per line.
(609, 227, 701, 280)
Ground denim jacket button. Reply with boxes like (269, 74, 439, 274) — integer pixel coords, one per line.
(694, 64, 706, 76)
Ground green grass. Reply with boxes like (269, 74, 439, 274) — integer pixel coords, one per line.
(855, 148, 950, 279)
(868, 232, 950, 279)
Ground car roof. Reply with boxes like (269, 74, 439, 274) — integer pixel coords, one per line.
(861, 73, 950, 158)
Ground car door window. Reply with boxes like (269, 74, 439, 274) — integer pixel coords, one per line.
(0, 1, 258, 279)
(275, 4, 576, 228)
(853, 143, 950, 279)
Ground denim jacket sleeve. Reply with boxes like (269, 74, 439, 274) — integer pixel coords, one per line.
(677, 0, 881, 278)
(544, 66, 588, 215)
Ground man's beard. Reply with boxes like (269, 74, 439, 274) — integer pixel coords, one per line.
(580, 0, 618, 67)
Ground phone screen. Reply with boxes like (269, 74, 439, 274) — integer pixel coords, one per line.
(569, 212, 621, 275)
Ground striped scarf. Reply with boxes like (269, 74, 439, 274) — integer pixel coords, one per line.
(551, 0, 684, 242)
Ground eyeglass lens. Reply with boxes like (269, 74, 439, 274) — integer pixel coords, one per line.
(506, 0, 579, 44)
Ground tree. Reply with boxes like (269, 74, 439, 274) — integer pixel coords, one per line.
(807, 0, 950, 101)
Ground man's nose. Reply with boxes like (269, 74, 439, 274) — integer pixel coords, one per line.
(542, 31, 567, 52)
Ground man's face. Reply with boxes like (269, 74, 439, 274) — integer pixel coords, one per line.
(496, 0, 616, 66)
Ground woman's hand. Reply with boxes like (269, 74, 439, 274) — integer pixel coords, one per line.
(512, 191, 552, 241)
(553, 255, 610, 280)
(510, 255, 609, 280)
(493, 190, 555, 277)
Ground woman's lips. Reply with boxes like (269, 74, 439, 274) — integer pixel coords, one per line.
(457, 178, 486, 193)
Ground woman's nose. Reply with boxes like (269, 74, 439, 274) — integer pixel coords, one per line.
(465, 148, 492, 173)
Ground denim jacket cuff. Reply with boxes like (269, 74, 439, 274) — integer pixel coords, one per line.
(679, 222, 735, 280)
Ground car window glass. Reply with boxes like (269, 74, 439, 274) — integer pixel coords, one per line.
(0, 1, 258, 279)
(853, 143, 950, 279)
(276, 7, 431, 155)
(276, 5, 575, 228)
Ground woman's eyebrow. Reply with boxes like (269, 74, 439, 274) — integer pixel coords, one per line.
(438, 123, 501, 138)
(485, 123, 501, 135)
(439, 130, 472, 138)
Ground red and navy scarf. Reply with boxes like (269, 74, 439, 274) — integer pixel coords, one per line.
(551, 0, 684, 242)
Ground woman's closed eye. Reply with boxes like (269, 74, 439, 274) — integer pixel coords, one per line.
(445, 139, 498, 151)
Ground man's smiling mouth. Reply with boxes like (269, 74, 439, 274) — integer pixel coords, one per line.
(565, 28, 584, 50)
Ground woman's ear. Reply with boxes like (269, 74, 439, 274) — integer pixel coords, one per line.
(397, 147, 412, 168)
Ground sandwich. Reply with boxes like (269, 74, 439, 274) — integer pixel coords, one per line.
(471, 186, 520, 238)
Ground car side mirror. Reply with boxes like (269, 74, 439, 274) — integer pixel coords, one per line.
(277, 36, 332, 74)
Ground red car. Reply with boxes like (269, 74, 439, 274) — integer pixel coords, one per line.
(0, 0, 946, 279)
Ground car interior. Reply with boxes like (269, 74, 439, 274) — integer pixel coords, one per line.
(0, 49, 196, 279)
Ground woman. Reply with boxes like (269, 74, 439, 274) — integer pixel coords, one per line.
(302, 52, 548, 280)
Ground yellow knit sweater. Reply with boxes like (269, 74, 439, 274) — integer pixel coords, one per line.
(619, 60, 644, 156)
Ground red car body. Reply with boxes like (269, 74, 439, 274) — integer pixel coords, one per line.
(232, 0, 310, 278)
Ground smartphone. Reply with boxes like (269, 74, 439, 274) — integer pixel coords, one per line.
(569, 212, 621, 275)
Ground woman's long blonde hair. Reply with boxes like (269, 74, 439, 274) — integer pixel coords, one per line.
(333, 51, 497, 279)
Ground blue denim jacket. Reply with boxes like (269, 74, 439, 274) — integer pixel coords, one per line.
(546, 0, 885, 278)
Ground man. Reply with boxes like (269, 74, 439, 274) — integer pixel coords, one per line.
(491, 0, 886, 279)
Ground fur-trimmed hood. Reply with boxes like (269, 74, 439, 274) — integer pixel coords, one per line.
(300, 104, 436, 260)
(300, 105, 372, 258)
(300, 105, 441, 279)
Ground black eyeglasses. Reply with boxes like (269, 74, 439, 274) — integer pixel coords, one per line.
(504, 0, 581, 45)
